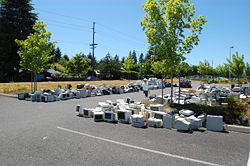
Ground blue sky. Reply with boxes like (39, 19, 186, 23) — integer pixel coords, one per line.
(32, 0, 250, 67)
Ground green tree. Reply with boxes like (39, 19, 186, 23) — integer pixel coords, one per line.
(15, 21, 56, 91)
(67, 53, 92, 77)
(226, 51, 245, 79)
(54, 47, 62, 63)
(121, 56, 137, 79)
(215, 64, 228, 78)
(132, 50, 138, 64)
(63, 54, 69, 61)
(245, 63, 250, 79)
(98, 53, 121, 80)
(197, 60, 214, 76)
(177, 62, 192, 77)
(141, 0, 207, 102)
(190, 65, 199, 76)
(0, 0, 37, 82)
(139, 53, 144, 63)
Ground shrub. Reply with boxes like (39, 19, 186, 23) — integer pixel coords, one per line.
(170, 99, 249, 126)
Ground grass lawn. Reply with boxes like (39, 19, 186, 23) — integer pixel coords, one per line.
(0, 80, 139, 95)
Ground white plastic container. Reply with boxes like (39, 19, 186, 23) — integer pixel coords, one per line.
(77, 89, 87, 98)
(163, 114, 173, 129)
(150, 104, 164, 112)
(206, 115, 223, 132)
(131, 114, 147, 128)
(186, 115, 202, 130)
(175, 118, 190, 131)
(148, 118, 163, 128)
(179, 109, 194, 116)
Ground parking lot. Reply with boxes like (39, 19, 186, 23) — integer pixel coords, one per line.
(0, 82, 249, 166)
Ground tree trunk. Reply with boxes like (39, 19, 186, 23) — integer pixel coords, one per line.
(31, 73, 33, 93)
(178, 76, 181, 104)
(161, 75, 164, 104)
(170, 70, 173, 103)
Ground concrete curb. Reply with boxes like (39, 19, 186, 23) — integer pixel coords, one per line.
(225, 124, 250, 134)
(0, 93, 17, 98)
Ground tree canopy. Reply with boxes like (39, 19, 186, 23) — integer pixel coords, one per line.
(15, 21, 56, 75)
(226, 51, 245, 78)
(0, 0, 37, 82)
(66, 53, 92, 77)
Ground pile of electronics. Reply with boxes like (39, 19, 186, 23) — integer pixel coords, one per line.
(147, 78, 173, 90)
(17, 83, 140, 102)
(76, 98, 225, 132)
(149, 84, 250, 106)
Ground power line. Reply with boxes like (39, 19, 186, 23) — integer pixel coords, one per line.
(36, 8, 92, 23)
(97, 23, 146, 46)
(41, 18, 90, 29)
(36, 8, 147, 47)
(45, 22, 91, 32)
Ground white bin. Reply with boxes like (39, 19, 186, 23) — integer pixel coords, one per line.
(148, 118, 163, 128)
(163, 114, 173, 129)
(206, 115, 223, 132)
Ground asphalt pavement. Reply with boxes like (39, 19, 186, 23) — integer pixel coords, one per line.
(0, 82, 249, 166)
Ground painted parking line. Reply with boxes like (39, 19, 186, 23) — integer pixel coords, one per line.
(57, 126, 222, 166)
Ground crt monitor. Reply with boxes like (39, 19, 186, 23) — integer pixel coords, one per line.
(154, 113, 163, 120)
(118, 112, 125, 120)
(95, 114, 103, 120)
(105, 112, 112, 120)
(84, 109, 89, 116)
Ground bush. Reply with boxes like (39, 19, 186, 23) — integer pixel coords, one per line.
(170, 98, 249, 126)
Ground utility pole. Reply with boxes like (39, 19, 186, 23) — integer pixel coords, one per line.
(90, 22, 98, 76)
(229, 46, 234, 80)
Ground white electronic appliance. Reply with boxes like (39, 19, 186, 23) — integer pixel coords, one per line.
(75, 105, 82, 116)
(163, 114, 173, 129)
(77, 89, 87, 98)
(179, 109, 194, 117)
(148, 118, 163, 128)
(97, 102, 110, 112)
(175, 118, 190, 131)
(206, 115, 223, 132)
(83, 108, 93, 118)
(150, 104, 164, 112)
(30, 94, 36, 102)
(131, 114, 147, 128)
(41, 95, 48, 102)
(93, 111, 104, 122)
(59, 93, 67, 100)
(186, 115, 202, 130)
(73, 91, 80, 99)
(104, 112, 118, 123)
(47, 95, 55, 102)
(118, 109, 132, 123)
(18, 93, 25, 100)
(151, 111, 167, 120)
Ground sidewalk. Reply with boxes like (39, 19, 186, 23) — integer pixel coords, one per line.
(0, 93, 17, 98)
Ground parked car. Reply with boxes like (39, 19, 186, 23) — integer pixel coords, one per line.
(86, 76, 101, 81)
(179, 79, 192, 88)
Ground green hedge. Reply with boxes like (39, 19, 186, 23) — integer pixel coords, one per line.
(170, 98, 249, 126)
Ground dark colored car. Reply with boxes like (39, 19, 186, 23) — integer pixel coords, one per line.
(86, 76, 101, 81)
(179, 79, 192, 88)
